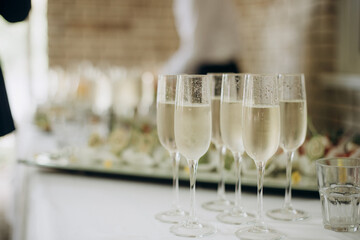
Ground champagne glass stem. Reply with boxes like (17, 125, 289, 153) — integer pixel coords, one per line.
(256, 161, 266, 227)
(188, 159, 199, 223)
(283, 151, 295, 209)
(171, 151, 181, 210)
(217, 145, 227, 200)
(233, 152, 243, 211)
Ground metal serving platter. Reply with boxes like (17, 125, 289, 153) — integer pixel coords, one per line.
(19, 151, 318, 193)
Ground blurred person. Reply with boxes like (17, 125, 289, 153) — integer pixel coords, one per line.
(0, 1, 31, 239)
(161, 0, 241, 74)
(0, 0, 31, 137)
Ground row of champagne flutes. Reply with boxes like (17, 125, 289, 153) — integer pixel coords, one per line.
(156, 73, 307, 239)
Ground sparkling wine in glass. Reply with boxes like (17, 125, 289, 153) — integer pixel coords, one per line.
(171, 75, 216, 238)
(236, 74, 284, 240)
(202, 73, 234, 212)
(267, 73, 308, 221)
(155, 75, 187, 223)
(217, 73, 255, 224)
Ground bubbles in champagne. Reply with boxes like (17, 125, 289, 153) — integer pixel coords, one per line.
(157, 101, 177, 152)
(175, 104, 211, 161)
(280, 100, 307, 152)
(243, 105, 280, 162)
(220, 101, 244, 153)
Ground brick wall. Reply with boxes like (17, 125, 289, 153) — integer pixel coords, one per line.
(47, 0, 179, 69)
(48, 0, 355, 131)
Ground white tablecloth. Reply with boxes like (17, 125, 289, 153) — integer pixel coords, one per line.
(10, 124, 359, 240)
(11, 164, 359, 240)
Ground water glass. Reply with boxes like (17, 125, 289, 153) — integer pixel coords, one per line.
(316, 157, 360, 232)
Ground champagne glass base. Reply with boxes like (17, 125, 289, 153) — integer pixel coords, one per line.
(217, 209, 255, 225)
(202, 199, 234, 212)
(235, 225, 284, 240)
(266, 207, 309, 221)
(155, 209, 188, 224)
(170, 220, 216, 238)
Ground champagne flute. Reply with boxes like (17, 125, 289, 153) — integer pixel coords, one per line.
(267, 73, 308, 221)
(155, 75, 187, 223)
(171, 75, 216, 238)
(202, 73, 234, 212)
(236, 74, 283, 240)
(217, 73, 255, 224)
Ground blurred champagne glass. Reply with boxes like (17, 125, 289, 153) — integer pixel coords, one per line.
(236, 74, 283, 240)
(155, 75, 187, 223)
(267, 73, 308, 221)
(217, 73, 255, 224)
(171, 75, 216, 237)
(202, 73, 234, 212)
(111, 67, 140, 119)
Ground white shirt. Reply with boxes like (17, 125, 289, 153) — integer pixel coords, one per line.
(161, 0, 241, 74)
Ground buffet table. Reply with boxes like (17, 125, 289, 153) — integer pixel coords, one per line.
(11, 164, 359, 240)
